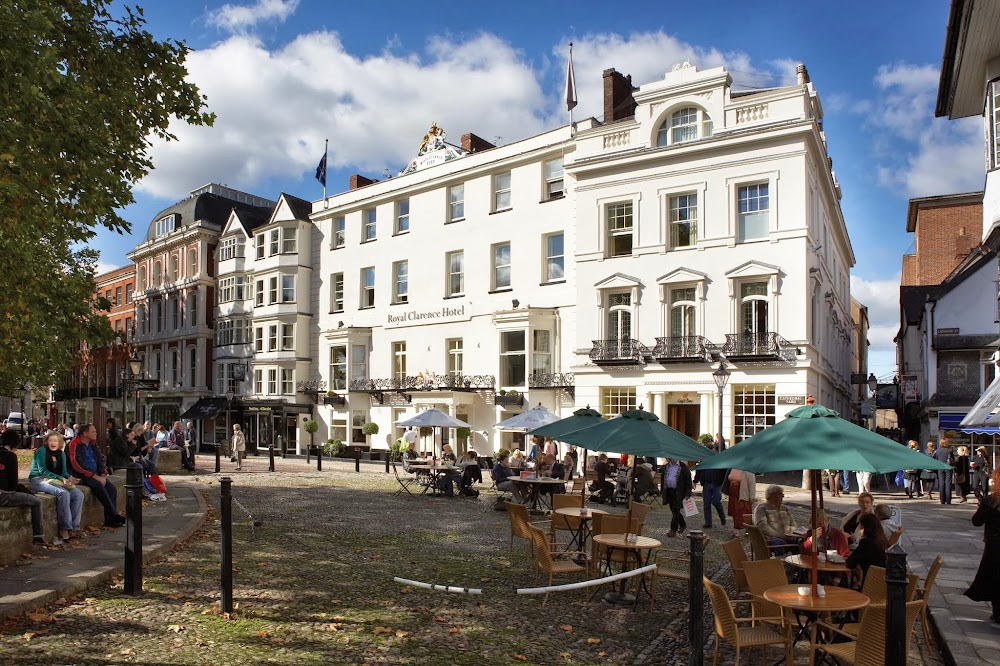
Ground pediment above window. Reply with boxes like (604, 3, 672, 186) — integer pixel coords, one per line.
(594, 272, 644, 290)
(656, 267, 709, 285)
(725, 260, 781, 279)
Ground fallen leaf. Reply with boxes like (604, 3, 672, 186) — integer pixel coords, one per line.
(256, 631, 269, 638)
(449, 626, 459, 634)
(120, 648, 136, 656)
(598, 651, 609, 658)
(400, 586, 413, 594)
(258, 561, 268, 566)
(22, 632, 34, 641)
(512, 655, 527, 661)
(25, 611, 52, 623)
(587, 638, 601, 645)
(480, 577, 491, 583)
(372, 627, 392, 635)
(167, 624, 184, 633)
(432, 616, 448, 623)
(560, 624, 573, 632)
(560, 652, 572, 659)
(395, 630, 409, 638)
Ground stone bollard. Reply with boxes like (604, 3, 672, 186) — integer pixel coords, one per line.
(885, 543, 908, 666)
(220, 476, 233, 613)
(688, 530, 706, 666)
(268, 441, 275, 472)
(124, 463, 144, 596)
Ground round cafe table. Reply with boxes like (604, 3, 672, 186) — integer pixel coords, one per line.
(784, 554, 850, 573)
(553, 506, 608, 557)
(592, 534, 661, 608)
(763, 583, 869, 644)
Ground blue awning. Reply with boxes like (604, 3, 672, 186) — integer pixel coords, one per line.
(939, 413, 967, 431)
(962, 427, 1000, 435)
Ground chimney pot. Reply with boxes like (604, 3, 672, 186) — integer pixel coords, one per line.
(460, 133, 496, 153)
(349, 174, 379, 191)
(796, 63, 810, 85)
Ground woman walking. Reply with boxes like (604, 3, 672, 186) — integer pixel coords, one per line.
(28, 431, 84, 542)
(727, 467, 755, 538)
(956, 446, 972, 503)
(921, 442, 938, 500)
(828, 469, 842, 497)
(972, 446, 992, 502)
(232, 423, 246, 471)
(905, 440, 923, 498)
(965, 468, 1000, 623)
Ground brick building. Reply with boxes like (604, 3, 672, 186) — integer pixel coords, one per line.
(902, 192, 983, 286)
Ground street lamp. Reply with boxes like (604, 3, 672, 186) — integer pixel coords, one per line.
(867, 373, 878, 429)
(712, 362, 731, 447)
(121, 352, 143, 426)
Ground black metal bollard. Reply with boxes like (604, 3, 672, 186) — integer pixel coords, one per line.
(384, 455, 390, 474)
(305, 444, 311, 464)
(268, 442, 275, 472)
(355, 447, 361, 473)
(215, 441, 221, 474)
(124, 463, 144, 596)
(885, 543, 908, 666)
(316, 445, 322, 472)
(220, 476, 233, 613)
(688, 530, 706, 666)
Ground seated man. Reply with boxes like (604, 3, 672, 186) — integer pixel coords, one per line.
(459, 449, 483, 490)
(69, 423, 125, 527)
(539, 453, 566, 495)
(753, 484, 801, 554)
(0, 430, 46, 545)
(435, 444, 463, 497)
(588, 453, 615, 504)
(492, 451, 526, 503)
(402, 440, 430, 482)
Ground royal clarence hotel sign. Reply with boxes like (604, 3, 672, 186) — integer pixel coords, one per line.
(386, 303, 472, 329)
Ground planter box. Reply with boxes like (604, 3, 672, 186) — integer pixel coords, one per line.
(496, 393, 524, 407)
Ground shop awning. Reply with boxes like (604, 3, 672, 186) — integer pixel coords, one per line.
(180, 397, 228, 420)
(961, 375, 1000, 429)
(939, 412, 968, 431)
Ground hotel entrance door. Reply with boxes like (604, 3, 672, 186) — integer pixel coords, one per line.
(667, 404, 700, 439)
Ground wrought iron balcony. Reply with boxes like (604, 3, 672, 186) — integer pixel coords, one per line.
(651, 336, 713, 364)
(589, 338, 649, 365)
(495, 392, 524, 407)
(348, 373, 496, 404)
(722, 332, 800, 362)
(528, 372, 575, 389)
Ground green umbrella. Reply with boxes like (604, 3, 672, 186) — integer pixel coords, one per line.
(555, 409, 714, 461)
(694, 404, 951, 473)
(527, 406, 604, 439)
(694, 403, 949, 597)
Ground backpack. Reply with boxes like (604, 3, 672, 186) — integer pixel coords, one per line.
(460, 486, 480, 497)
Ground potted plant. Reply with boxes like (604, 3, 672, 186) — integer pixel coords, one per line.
(324, 438, 346, 457)
(456, 426, 471, 441)
(698, 433, 714, 446)
(303, 419, 319, 454)
(361, 422, 379, 452)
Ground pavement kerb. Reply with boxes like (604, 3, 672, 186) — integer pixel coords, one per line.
(0, 479, 207, 621)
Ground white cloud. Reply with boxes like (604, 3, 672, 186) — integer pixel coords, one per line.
(138, 30, 799, 200)
(206, 0, 299, 34)
(850, 273, 901, 356)
(95, 260, 125, 275)
(859, 62, 983, 198)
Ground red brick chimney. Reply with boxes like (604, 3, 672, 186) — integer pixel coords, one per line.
(349, 174, 378, 191)
(603, 68, 637, 123)
(461, 133, 495, 153)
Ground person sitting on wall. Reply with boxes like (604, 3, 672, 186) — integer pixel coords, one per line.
(0, 430, 47, 545)
(68, 424, 125, 528)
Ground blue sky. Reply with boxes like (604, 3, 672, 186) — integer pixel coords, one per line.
(96, 0, 984, 378)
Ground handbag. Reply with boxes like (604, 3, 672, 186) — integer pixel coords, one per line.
(681, 496, 699, 517)
(721, 474, 731, 496)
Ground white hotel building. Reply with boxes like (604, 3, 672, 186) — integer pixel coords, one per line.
(307, 62, 855, 454)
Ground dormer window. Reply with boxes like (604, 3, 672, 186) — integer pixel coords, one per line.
(155, 213, 178, 237)
(656, 107, 713, 147)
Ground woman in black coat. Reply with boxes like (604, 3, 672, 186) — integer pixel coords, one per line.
(965, 469, 1000, 623)
(846, 513, 888, 586)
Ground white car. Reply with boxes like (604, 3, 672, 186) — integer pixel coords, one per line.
(5, 412, 24, 432)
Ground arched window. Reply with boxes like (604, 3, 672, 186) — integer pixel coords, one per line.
(138, 266, 147, 291)
(187, 292, 197, 327)
(152, 261, 162, 287)
(607, 292, 632, 343)
(656, 106, 713, 147)
(669, 287, 697, 340)
(188, 246, 197, 277)
(740, 282, 769, 352)
(169, 254, 179, 281)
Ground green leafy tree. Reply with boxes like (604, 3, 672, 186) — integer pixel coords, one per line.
(0, 1, 213, 395)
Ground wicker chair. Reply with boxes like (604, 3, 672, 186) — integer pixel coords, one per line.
(745, 525, 784, 560)
(743, 558, 792, 630)
(915, 555, 945, 646)
(590, 513, 642, 576)
(649, 535, 708, 605)
(841, 565, 919, 637)
(721, 538, 751, 597)
(703, 576, 792, 666)
(809, 601, 922, 665)
(527, 524, 588, 606)
(886, 527, 904, 548)
(550, 494, 585, 543)
(506, 501, 548, 558)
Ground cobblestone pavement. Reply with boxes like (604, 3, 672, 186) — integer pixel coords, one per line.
(0, 457, 947, 664)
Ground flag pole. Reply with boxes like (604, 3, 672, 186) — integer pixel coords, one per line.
(322, 138, 328, 204)
(565, 42, 578, 137)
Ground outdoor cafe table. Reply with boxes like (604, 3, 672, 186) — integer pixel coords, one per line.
(553, 506, 608, 555)
(509, 476, 566, 512)
(408, 464, 460, 496)
(591, 534, 661, 608)
(784, 553, 850, 583)
(763, 583, 869, 644)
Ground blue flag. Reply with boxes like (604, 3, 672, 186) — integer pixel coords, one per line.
(315, 152, 327, 187)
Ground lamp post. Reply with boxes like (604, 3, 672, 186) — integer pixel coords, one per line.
(121, 353, 142, 426)
(712, 362, 731, 448)
(18, 383, 28, 449)
(867, 373, 878, 430)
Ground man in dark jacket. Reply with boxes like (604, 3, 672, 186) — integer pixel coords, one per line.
(0, 430, 45, 544)
(69, 424, 123, 527)
(589, 453, 615, 504)
(694, 454, 727, 529)
(661, 458, 693, 537)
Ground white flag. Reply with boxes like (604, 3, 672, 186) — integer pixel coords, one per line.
(564, 43, 578, 112)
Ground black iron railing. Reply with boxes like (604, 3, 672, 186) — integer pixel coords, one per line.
(349, 373, 495, 393)
(589, 338, 649, 364)
(528, 372, 575, 389)
(722, 332, 799, 362)
(651, 336, 712, 363)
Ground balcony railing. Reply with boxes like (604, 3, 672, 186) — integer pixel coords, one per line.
(721, 332, 799, 362)
(322, 394, 347, 406)
(349, 373, 496, 404)
(651, 336, 713, 364)
(528, 372, 575, 389)
(589, 338, 649, 365)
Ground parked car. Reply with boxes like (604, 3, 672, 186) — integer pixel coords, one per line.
(5, 412, 24, 432)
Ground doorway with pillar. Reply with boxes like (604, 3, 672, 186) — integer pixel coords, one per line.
(667, 404, 700, 439)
